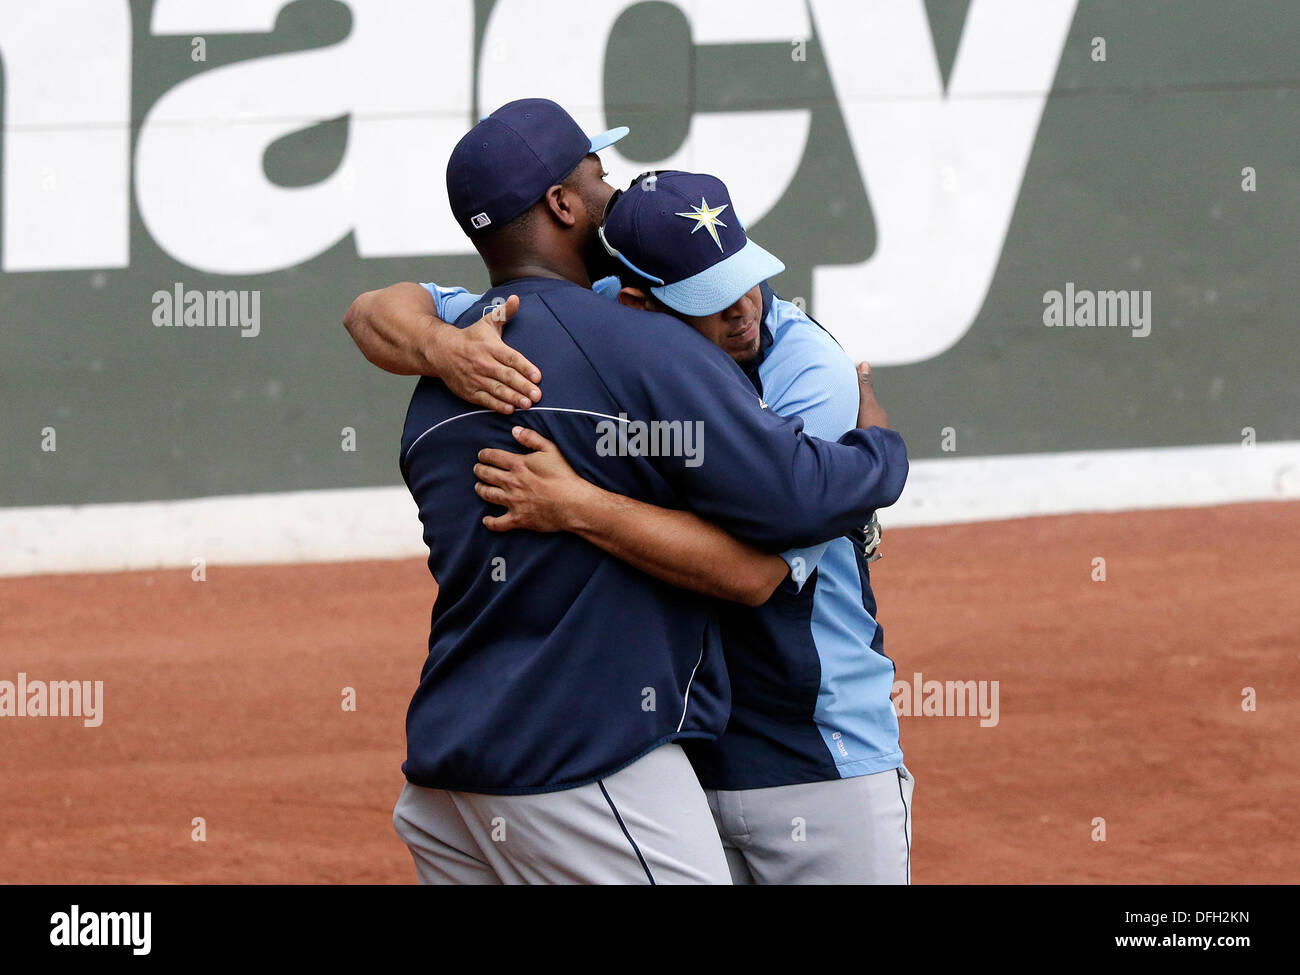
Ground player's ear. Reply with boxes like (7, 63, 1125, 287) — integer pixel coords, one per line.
(542, 183, 579, 229)
(618, 287, 653, 310)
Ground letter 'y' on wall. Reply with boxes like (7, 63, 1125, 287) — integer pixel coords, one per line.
(0, 1, 131, 271)
(479, 0, 812, 229)
(809, 0, 1077, 364)
(137, 0, 474, 274)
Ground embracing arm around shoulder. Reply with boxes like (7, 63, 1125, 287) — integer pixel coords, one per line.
(343, 283, 541, 413)
(475, 427, 790, 607)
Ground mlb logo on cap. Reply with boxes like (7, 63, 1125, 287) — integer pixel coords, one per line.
(446, 98, 628, 237)
(600, 171, 785, 317)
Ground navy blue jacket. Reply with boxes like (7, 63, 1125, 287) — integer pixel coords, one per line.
(399, 277, 907, 793)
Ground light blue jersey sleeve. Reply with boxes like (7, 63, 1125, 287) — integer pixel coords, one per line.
(420, 276, 619, 323)
(419, 282, 481, 323)
(592, 275, 621, 300)
(759, 298, 862, 592)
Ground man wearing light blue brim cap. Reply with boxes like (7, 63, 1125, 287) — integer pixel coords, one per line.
(597, 170, 786, 319)
(588, 172, 914, 885)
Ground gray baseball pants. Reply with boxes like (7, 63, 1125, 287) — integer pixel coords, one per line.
(392, 743, 731, 884)
(705, 764, 915, 884)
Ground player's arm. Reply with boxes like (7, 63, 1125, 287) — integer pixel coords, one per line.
(343, 284, 541, 413)
(629, 326, 907, 552)
(476, 427, 790, 607)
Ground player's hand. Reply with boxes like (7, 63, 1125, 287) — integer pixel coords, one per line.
(855, 361, 890, 430)
(474, 427, 594, 533)
(427, 295, 542, 413)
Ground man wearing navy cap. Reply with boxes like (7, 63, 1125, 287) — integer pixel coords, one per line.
(373, 100, 908, 884)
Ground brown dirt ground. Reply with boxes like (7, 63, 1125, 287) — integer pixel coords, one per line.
(1, 501, 1296, 884)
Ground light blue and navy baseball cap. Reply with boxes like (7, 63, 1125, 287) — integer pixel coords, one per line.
(599, 171, 785, 316)
(446, 98, 628, 237)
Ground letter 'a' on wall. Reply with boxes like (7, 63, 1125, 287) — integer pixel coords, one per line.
(478, 0, 812, 231)
(136, 0, 475, 275)
(0, 1, 131, 271)
(809, 0, 1077, 365)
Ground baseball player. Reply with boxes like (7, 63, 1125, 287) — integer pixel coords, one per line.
(377, 101, 908, 884)
(350, 167, 913, 884)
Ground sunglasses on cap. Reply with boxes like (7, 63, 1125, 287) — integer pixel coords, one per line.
(597, 171, 666, 287)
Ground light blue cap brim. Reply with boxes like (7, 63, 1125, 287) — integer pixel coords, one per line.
(652, 238, 786, 317)
(589, 126, 630, 152)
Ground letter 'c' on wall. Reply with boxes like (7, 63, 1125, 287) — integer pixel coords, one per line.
(478, 0, 812, 233)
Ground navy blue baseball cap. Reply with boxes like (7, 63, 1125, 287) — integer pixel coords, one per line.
(599, 171, 785, 316)
(446, 98, 628, 237)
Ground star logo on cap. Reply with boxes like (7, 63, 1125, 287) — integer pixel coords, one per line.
(675, 198, 730, 252)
